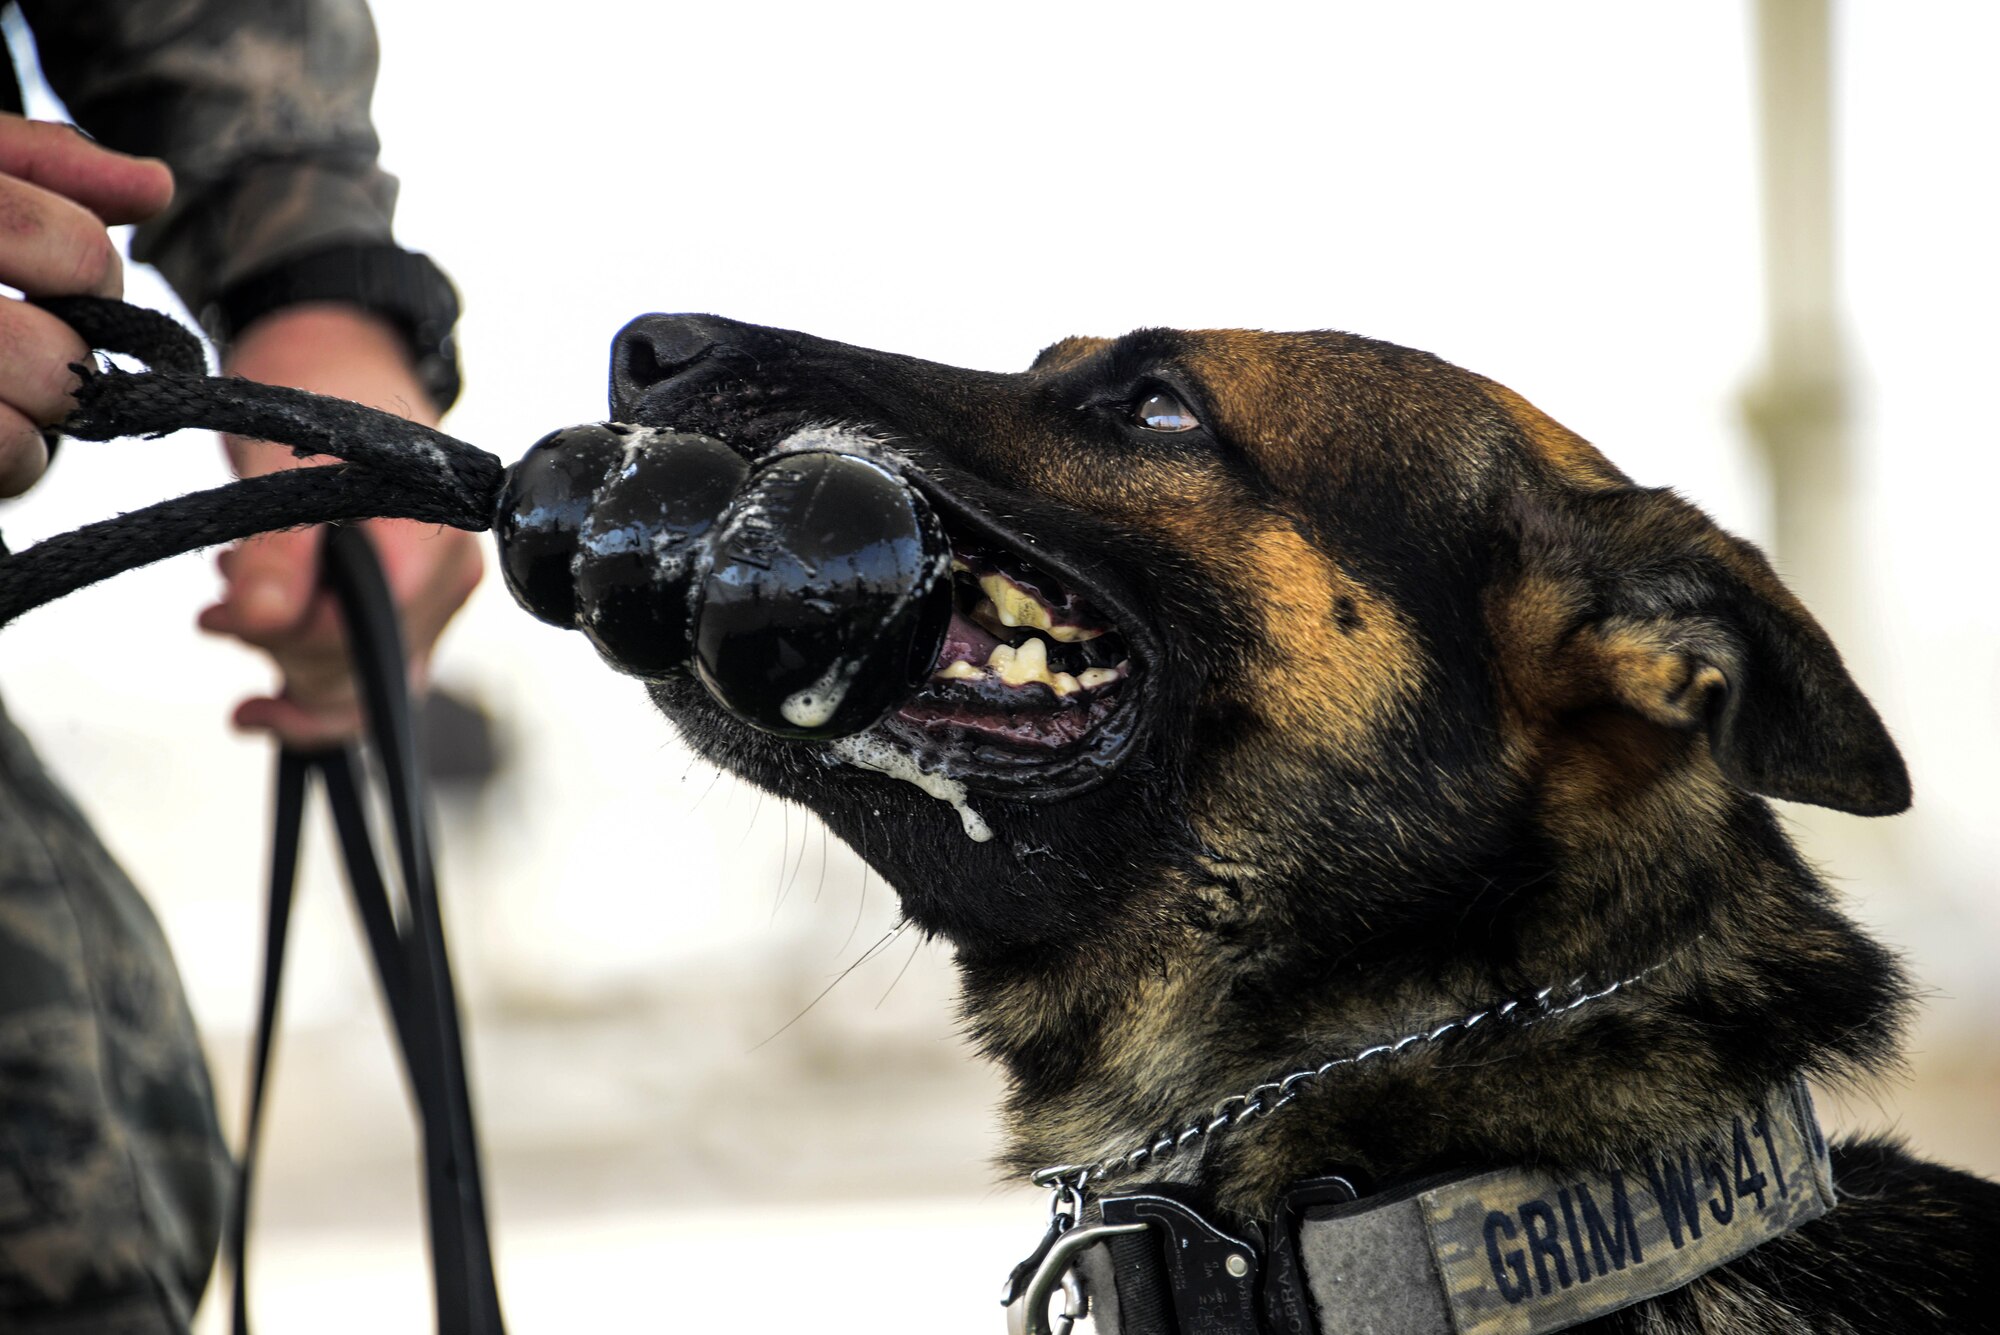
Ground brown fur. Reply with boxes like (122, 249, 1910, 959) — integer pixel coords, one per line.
(612, 315, 1997, 1331)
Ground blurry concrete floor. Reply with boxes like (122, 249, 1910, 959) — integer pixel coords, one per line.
(194, 968, 1041, 1333)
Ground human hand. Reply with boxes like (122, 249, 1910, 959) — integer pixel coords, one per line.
(0, 115, 173, 495)
(196, 303, 483, 745)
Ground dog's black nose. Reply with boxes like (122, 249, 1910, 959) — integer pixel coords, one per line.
(610, 313, 752, 416)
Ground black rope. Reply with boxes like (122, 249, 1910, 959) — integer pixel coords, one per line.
(228, 745, 308, 1335)
(36, 295, 208, 376)
(62, 368, 502, 504)
(0, 464, 484, 615)
(232, 526, 507, 1335)
(0, 298, 515, 1328)
(322, 522, 504, 1331)
(0, 297, 506, 626)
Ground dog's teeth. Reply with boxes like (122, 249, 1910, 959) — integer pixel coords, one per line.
(997, 636, 1048, 687)
(976, 571, 1106, 643)
(977, 634, 1109, 698)
(935, 660, 983, 682)
(979, 573, 1053, 633)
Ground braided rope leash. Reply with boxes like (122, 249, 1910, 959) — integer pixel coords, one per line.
(0, 296, 505, 625)
(1035, 944, 1695, 1197)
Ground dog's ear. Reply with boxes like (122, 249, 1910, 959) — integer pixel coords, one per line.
(1520, 486, 1910, 816)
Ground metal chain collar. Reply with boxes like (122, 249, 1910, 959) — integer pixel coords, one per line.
(1032, 948, 1691, 1198)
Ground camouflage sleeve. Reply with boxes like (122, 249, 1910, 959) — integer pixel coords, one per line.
(0, 701, 233, 1330)
(16, 0, 401, 317)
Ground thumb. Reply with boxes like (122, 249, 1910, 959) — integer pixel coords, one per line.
(216, 527, 324, 637)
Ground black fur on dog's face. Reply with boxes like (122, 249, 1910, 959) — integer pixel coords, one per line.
(609, 316, 1910, 981)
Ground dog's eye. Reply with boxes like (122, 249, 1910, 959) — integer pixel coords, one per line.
(1134, 390, 1200, 433)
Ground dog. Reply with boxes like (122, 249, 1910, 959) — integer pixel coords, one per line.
(607, 314, 1999, 1332)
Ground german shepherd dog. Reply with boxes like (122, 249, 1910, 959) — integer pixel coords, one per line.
(609, 315, 1999, 1331)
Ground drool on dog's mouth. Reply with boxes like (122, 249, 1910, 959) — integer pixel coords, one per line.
(866, 472, 1152, 799)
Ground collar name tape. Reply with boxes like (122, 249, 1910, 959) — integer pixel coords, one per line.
(1297, 1079, 1835, 1335)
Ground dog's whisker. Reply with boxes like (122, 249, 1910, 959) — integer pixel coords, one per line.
(812, 823, 830, 903)
(733, 787, 764, 853)
(876, 931, 924, 1009)
(683, 764, 725, 816)
(750, 924, 906, 1052)
(839, 863, 871, 957)
(771, 804, 812, 919)
(771, 803, 793, 919)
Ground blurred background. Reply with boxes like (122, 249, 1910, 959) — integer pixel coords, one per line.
(1, 1, 1995, 1330)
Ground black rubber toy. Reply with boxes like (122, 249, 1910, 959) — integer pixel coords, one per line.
(494, 429, 951, 740)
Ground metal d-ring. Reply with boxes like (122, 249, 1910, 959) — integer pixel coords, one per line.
(1056, 1267, 1089, 1335)
(1004, 1221, 1149, 1335)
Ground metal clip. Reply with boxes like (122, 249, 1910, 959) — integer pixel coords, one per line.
(1100, 1191, 1263, 1335)
(1004, 1221, 1147, 1335)
(1001, 1168, 1092, 1308)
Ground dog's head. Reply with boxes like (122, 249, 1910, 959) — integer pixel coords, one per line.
(611, 314, 1911, 1194)
(613, 314, 1905, 955)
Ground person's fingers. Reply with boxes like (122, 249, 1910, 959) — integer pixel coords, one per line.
(0, 404, 49, 497)
(199, 531, 354, 736)
(0, 171, 124, 298)
(231, 691, 364, 748)
(203, 524, 482, 748)
(198, 582, 354, 714)
(195, 593, 342, 655)
(0, 297, 92, 423)
(0, 118, 167, 500)
(202, 527, 326, 642)
(0, 116, 173, 224)
(201, 581, 367, 744)
(0, 281, 98, 497)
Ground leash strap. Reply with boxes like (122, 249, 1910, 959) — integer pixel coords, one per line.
(229, 524, 506, 1335)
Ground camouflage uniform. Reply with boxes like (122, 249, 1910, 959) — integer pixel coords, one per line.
(0, 704, 226, 1333)
(1, 2, 414, 1327)
(5, 0, 404, 316)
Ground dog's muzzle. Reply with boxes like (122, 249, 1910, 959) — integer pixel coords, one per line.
(590, 313, 1158, 800)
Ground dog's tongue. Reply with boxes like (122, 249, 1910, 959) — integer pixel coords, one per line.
(936, 609, 1004, 669)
